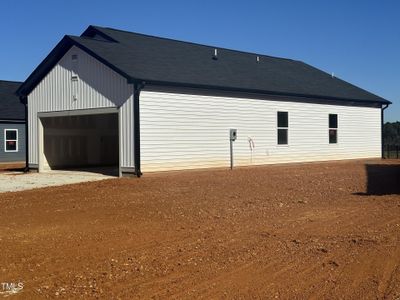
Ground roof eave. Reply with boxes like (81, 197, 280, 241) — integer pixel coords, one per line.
(17, 36, 74, 97)
(17, 35, 133, 98)
(131, 78, 391, 106)
(0, 118, 25, 123)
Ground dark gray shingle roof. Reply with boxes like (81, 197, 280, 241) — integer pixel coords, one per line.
(0, 80, 24, 120)
(18, 25, 390, 105)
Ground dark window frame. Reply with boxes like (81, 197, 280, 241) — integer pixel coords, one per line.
(277, 111, 289, 145)
(329, 114, 338, 144)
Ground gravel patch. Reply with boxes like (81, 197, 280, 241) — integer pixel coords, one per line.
(0, 170, 114, 193)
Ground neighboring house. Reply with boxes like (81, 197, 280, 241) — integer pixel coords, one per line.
(17, 26, 391, 176)
(0, 80, 25, 163)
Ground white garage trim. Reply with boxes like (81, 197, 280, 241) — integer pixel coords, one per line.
(37, 110, 121, 175)
(37, 107, 118, 118)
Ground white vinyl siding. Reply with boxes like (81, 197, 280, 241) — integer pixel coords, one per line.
(27, 46, 135, 169)
(140, 89, 381, 172)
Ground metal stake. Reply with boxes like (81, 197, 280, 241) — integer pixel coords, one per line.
(230, 139, 233, 170)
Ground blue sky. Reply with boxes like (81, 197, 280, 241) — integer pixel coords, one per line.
(1, 0, 399, 121)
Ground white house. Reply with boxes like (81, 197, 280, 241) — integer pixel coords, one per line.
(17, 26, 391, 177)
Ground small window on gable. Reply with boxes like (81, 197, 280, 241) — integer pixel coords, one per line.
(277, 111, 288, 145)
(71, 54, 78, 61)
(329, 114, 338, 144)
(4, 129, 18, 152)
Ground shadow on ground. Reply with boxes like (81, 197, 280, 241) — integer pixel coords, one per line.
(355, 164, 400, 196)
(51, 166, 119, 176)
(1, 167, 25, 172)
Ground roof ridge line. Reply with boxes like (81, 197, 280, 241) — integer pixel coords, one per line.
(94, 26, 297, 62)
(67, 34, 116, 43)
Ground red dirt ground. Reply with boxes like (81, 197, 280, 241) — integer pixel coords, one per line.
(0, 162, 25, 173)
(0, 159, 399, 299)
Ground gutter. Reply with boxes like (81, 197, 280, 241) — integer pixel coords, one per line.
(128, 78, 391, 107)
(0, 119, 25, 124)
(133, 81, 145, 177)
(381, 103, 389, 159)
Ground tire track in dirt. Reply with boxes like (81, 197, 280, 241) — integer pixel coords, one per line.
(0, 159, 399, 298)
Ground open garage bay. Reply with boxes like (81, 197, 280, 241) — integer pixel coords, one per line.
(41, 113, 119, 175)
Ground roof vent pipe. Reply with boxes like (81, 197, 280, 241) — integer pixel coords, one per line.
(331, 72, 335, 78)
(212, 49, 218, 60)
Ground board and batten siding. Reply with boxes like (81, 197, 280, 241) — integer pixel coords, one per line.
(27, 46, 135, 169)
(0, 123, 25, 162)
(140, 89, 381, 172)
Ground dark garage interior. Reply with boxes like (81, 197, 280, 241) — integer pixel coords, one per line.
(41, 113, 119, 174)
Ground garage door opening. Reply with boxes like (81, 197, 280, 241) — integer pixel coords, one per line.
(40, 113, 119, 176)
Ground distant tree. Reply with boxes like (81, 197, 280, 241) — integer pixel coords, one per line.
(383, 122, 400, 145)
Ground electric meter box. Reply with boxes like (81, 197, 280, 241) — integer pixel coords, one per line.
(230, 129, 237, 141)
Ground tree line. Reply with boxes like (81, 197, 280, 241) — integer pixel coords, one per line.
(383, 122, 400, 145)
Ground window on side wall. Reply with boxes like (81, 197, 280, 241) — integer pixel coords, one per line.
(277, 111, 288, 145)
(329, 114, 338, 144)
(4, 129, 18, 152)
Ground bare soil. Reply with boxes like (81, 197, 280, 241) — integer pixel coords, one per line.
(0, 162, 24, 173)
(0, 159, 399, 299)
